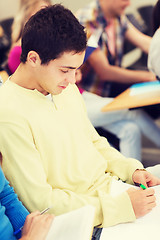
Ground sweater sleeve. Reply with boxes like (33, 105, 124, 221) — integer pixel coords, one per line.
(74, 85, 144, 184)
(86, 120, 143, 184)
(0, 168, 29, 232)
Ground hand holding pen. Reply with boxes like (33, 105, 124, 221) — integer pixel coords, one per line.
(15, 207, 54, 240)
(132, 169, 160, 188)
(127, 185, 156, 219)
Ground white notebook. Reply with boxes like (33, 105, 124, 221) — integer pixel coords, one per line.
(130, 81, 160, 96)
(46, 205, 95, 240)
(100, 179, 160, 240)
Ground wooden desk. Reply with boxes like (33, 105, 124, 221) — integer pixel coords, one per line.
(0, 70, 9, 82)
(102, 86, 160, 112)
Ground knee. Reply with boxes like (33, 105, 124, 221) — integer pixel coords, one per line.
(119, 122, 141, 141)
(126, 109, 143, 120)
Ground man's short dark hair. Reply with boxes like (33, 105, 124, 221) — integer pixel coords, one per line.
(20, 4, 87, 64)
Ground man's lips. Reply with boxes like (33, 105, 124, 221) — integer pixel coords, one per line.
(59, 85, 68, 89)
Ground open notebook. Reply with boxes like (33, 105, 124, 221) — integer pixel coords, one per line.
(130, 80, 160, 96)
(46, 205, 95, 240)
(100, 179, 160, 240)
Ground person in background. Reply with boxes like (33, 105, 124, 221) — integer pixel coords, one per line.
(74, 0, 160, 161)
(0, 5, 160, 240)
(76, 0, 155, 96)
(148, 0, 160, 82)
(7, 0, 51, 74)
(152, 0, 160, 34)
(76, 68, 160, 161)
(0, 166, 54, 240)
(145, 0, 160, 179)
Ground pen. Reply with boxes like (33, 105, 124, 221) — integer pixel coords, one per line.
(14, 206, 52, 236)
(139, 183, 147, 190)
(40, 206, 52, 215)
(14, 226, 23, 236)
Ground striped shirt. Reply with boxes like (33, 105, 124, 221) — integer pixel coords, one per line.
(76, 0, 129, 97)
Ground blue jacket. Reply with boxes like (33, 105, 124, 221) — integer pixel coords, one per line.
(0, 167, 29, 239)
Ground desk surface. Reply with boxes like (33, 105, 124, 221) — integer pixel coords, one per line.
(102, 87, 160, 112)
(100, 181, 160, 240)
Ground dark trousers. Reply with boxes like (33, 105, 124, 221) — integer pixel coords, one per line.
(91, 227, 102, 240)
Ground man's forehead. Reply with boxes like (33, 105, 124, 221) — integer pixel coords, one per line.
(54, 51, 85, 68)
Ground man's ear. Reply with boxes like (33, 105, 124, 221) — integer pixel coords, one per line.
(27, 51, 41, 66)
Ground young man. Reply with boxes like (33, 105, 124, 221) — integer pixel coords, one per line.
(0, 4, 159, 240)
(75, 0, 160, 161)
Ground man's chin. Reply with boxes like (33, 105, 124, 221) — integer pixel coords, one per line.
(50, 85, 68, 95)
(51, 89, 63, 95)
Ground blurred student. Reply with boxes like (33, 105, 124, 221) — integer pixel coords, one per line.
(0, 6, 160, 240)
(75, 0, 160, 161)
(152, 0, 160, 34)
(7, 0, 51, 74)
(148, 0, 160, 79)
(146, 0, 160, 178)
(0, 166, 54, 240)
(76, 0, 155, 96)
(76, 68, 160, 161)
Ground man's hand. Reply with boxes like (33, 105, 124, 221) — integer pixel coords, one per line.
(132, 169, 160, 188)
(127, 187, 156, 218)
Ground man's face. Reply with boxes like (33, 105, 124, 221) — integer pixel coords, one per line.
(105, 0, 130, 17)
(34, 51, 85, 95)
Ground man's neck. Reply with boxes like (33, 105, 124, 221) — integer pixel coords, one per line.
(10, 65, 33, 89)
(9, 64, 48, 96)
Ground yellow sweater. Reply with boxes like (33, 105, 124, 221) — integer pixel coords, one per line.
(0, 80, 143, 227)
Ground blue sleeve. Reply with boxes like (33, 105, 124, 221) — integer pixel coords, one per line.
(0, 168, 29, 232)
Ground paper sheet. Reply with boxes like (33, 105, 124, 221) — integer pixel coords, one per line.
(100, 179, 160, 240)
(130, 81, 160, 96)
(46, 205, 95, 240)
